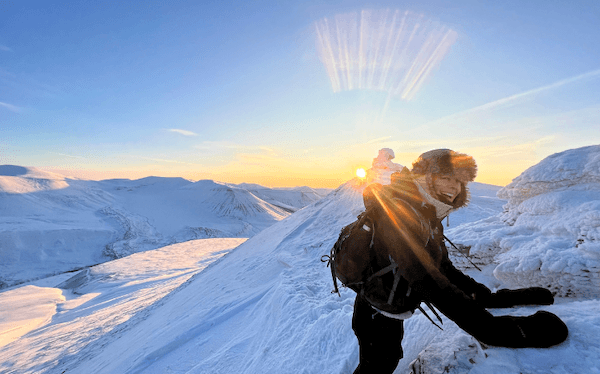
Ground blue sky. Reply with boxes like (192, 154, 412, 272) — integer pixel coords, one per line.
(2, 0, 599, 187)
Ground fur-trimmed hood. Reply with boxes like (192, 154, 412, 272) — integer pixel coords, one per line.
(411, 149, 477, 183)
(409, 149, 477, 209)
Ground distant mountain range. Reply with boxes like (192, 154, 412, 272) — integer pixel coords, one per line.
(0, 166, 331, 288)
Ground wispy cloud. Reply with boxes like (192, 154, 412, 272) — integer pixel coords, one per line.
(424, 68, 600, 128)
(0, 101, 22, 113)
(366, 136, 392, 144)
(192, 141, 282, 168)
(168, 129, 198, 137)
(258, 146, 276, 155)
(195, 141, 277, 154)
(0, 45, 11, 52)
(236, 152, 281, 166)
(466, 68, 600, 114)
(468, 135, 555, 155)
(50, 152, 88, 160)
(195, 141, 244, 151)
(0, 67, 63, 100)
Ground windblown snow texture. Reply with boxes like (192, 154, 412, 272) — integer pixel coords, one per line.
(448, 145, 600, 298)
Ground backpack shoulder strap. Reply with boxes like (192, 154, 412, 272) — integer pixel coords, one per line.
(322, 210, 374, 295)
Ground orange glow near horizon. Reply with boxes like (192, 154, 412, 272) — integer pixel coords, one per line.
(39, 165, 524, 189)
(38, 148, 537, 190)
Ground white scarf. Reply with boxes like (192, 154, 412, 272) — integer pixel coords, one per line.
(414, 179, 454, 220)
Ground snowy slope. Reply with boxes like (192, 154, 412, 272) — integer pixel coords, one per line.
(0, 170, 370, 373)
(0, 238, 247, 370)
(1, 147, 599, 374)
(0, 167, 329, 288)
(0, 159, 518, 373)
(66, 180, 366, 374)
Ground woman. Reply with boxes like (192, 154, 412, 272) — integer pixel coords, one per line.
(351, 149, 567, 374)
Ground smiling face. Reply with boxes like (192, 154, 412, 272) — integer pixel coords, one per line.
(431, 175, 462, 204)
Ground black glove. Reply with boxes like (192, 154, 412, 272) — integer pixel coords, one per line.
(471, 283, 492, 304)
(416, 275, 567, 349)
(486, 287, 554, 308)
(485, 311, 568, 348)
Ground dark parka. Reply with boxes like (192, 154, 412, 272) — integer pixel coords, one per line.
(360, 167, 489, 316)
(359, 168, 568, 348)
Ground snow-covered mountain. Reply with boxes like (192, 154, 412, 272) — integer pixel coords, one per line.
(1, 146, 599, 374)
(231, 183, 332, 213)
(0, 166, 330, 288)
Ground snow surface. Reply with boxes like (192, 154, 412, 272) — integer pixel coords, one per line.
(449, 145, 600, 299)
(1, 146, 600, 373)
(0, 167, 329, 288)
(0, 238, 246, 367)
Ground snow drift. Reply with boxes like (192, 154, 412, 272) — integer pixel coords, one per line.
(449, 145, 600, 298)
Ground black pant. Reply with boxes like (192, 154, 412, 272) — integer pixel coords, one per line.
(352, 295, 404, 374)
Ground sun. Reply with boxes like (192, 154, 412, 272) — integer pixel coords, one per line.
(356, 168, 366, 178)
